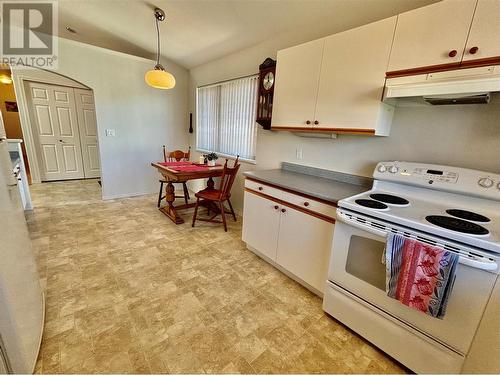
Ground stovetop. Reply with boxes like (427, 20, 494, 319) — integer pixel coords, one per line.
(338, 162, 500, 254)
(340, 189, 500, 253)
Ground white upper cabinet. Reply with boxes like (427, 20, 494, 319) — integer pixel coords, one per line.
(315, 17, 397, 135)
(463, 0, 500, 62)
(387, 0, 476, 73)
(271, 39, 324, 129)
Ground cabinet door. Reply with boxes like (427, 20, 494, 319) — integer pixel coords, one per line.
(314, 17, 396, 133)
(387, 0, 476, 73)
(276, 206, 334, 293)
(463, 0, 500, 62)
(242, 191, 281, 261)
(271, 39, 324, 129)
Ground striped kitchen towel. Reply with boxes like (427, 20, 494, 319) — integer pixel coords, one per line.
(385, 234, 459, 319)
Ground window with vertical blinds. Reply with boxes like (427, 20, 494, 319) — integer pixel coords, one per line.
(196, 75, 259, 162)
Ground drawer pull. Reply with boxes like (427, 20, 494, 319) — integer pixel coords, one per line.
(281, 208, 286, 213)
(258, 186, 263, 191)
(448, 49, 457, 57)
(304, 202, 310, 207)
(274, 205, 279, 210)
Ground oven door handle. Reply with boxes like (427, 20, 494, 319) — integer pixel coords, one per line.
(337, 212, 387, 237)
(337, 212, 498, 272)
(458, 256, 498, 271)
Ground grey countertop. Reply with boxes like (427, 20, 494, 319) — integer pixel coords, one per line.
(244, 163, 372, 204)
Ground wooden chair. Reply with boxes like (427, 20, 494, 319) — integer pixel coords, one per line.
(157, 146, 191, 207)
(191, 157, 240, 232)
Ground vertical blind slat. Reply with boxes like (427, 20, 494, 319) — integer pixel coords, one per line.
(196, 75, 258, 161)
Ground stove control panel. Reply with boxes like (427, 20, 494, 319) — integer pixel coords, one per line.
(374, 161, 500, 201)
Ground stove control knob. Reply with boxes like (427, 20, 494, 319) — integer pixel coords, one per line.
(377, 165, 387, 173)
(389, 166, 399, 174)
(478, 177, 494, 188)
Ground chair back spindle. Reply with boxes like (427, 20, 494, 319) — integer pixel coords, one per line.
(163, 145, 191, 162)
(218, 157, 240, 199)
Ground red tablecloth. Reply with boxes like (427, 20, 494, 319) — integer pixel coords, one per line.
(157, 161, 222, 172)
(158, 161, 192, 166)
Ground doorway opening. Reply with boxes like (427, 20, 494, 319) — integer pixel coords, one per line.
(0, 66, 32, 183)
(24, 81, 101, 182)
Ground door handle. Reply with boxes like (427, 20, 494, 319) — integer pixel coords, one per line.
(58, 139, 65, 143)
(337, 211, 498, 271)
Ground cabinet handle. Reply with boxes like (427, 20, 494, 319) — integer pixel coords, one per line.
(274, 205, 279, 210)
(305, 120, 311, 125)
(314, 120, 319, 125)
(258, 186, 263, 191)
(469, 46, 479, 55)
(281, 208, 286, 213)
(304, 202, 309, 207)
(448, 50, 457, 58)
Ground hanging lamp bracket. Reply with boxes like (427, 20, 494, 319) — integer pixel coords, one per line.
(154, 8, 165, 21)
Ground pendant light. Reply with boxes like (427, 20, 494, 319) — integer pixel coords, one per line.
(145, 8, 176, 89)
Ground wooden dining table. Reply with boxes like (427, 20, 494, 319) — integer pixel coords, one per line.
(151, 161, 224, 224)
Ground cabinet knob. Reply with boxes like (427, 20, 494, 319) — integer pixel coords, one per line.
(469, 46, 479, 55)
(258, 186, 263, 191)
(303, 202, 309, 207)
(314, 120, 319, 125)
(274, 205, 279, 210)
(281, 208, 286, 213)
(305, 120, 311, 125)
(448, 50, 457, 58)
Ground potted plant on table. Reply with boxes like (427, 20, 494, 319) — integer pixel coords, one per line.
(206, 152, 218, 166)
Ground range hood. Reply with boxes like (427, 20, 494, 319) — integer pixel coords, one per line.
(383, 65, 500, 105)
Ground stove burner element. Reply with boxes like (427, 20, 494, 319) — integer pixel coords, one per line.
(446, 209, 491, 223)
(355, 199, 388, 210)
(370, 193, 409, 206)
(426, 215, 490, 236)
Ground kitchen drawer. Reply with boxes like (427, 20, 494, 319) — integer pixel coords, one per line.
(244, 178, 283, 200)
(281, 190, 336, 218)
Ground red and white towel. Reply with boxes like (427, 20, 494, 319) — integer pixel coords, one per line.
(385, 234, 459, 318)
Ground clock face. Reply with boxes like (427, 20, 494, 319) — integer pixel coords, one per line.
(262, 71, 274, 90)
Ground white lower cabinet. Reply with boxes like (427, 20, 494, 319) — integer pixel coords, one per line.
(242, 191, 281, 261)
(242, 188, 334, 294)
(276, 206, 333, 293)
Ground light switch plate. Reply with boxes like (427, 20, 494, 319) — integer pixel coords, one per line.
(105, 129, 115, 137)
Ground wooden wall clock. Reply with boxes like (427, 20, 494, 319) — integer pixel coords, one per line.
(256, 58, 276, 130)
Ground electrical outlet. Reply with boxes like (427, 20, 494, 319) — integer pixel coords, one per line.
(296, 147, 303, 160)
(105, 129, 115, 137)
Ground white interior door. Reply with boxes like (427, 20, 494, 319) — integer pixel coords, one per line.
(74, 88, 100, 178)
(27, 82, 85, 181)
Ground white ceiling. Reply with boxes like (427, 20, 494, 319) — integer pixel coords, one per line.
(57, 0, 438, 69)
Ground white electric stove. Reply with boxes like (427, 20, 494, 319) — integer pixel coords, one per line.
(340, 161, 500, 253)
(323, 161, 500, 374)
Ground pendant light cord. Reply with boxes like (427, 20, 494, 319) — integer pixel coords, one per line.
(155, 16, 161, 66)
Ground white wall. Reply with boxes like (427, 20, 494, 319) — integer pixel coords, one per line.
(14, 37, 188, 200)
(189, 28, 500, 214)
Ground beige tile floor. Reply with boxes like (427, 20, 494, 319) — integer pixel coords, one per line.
(27, 179, 406, 374)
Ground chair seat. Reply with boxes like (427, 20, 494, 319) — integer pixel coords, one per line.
(195, 189, 230, 201)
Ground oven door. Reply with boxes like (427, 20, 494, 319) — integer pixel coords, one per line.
(328, 210, 499, 355)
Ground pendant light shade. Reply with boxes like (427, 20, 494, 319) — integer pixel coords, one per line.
(145, 8, 175, 90)
(145, 64, 176, 89)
